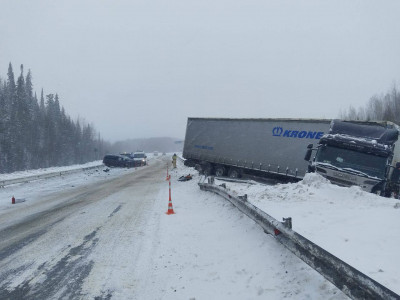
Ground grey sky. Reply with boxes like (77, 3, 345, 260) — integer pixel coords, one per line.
(1, 1, 400, 142)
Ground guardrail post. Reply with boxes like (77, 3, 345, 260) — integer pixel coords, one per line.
(238, 194, 247, 201)
(282, 217, 292, 229)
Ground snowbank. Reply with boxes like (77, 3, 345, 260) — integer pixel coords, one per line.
(216, 172, 400, 294)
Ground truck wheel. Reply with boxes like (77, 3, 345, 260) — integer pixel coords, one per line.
(184, 159, 195, 167)
(215, 166, 226, 177)
(202, 163, 213, 176)
(228, 168, 241, 178)
(195, 164, 203, 173)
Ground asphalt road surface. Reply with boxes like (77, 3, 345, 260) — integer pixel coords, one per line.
(0, 158, 167, 299)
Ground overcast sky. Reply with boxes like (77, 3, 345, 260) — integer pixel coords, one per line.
(1, 1, 400, 142)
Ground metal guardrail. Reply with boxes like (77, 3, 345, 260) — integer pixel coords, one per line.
(0, 164, 103, 187)
(199, 177, 400, 300)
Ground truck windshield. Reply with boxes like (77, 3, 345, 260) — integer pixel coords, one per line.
(315, 145, 387, 179)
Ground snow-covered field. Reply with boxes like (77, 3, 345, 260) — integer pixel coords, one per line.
(0, 154, 398, 299)
(218, 172, 400, 294)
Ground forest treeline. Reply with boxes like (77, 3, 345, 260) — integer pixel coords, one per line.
(0, 63, 109, 173)
(341, 85, 400, 124)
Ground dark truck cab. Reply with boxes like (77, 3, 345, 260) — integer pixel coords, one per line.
(305, 120, 400, 196)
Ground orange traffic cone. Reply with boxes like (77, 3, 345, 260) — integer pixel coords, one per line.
(166, 178, 175, 215)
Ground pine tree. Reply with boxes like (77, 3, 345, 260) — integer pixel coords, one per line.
(0, 78, 6, 171)
(13, 64, 30, 170)
(6, 63, 17, 171)
(0, 63, 108, 172)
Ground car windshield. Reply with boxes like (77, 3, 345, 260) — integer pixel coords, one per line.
(134, 153, 145, 158)
(315, 145, 387, 179)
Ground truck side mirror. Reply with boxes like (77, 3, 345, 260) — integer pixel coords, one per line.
(304, 144, 314, 161)
(304, 148, 312, 161)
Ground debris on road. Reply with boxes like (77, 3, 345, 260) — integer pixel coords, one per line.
(178, 174, 192, 181)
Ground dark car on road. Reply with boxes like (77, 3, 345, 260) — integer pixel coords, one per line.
(133, 151, 147, 166)
(103, 154, 136, 168)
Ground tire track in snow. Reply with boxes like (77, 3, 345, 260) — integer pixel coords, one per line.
(0, 158, 167, 299)
(0, 228, 100, 299)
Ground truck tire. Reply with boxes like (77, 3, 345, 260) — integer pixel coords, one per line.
(372, 182, 386, 197)
(202, 163, 213, 176)
(194, 164, 203, 173)
(184, 159, 196, 167)
(215, 165, 226, 177)
(228, 167, 241, 178)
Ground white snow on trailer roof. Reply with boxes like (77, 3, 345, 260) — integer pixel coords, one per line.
(187, 117, 332, 123)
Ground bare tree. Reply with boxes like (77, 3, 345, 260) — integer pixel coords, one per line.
(341, 84, 400, 124)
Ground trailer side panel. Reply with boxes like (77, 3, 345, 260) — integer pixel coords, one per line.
(183, 118, 331, 179)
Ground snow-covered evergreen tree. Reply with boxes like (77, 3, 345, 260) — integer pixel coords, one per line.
(0, 63, 108, 173)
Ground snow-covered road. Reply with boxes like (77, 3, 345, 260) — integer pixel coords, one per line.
(0, 160, 167, 299)
(1, 156, 350, 299)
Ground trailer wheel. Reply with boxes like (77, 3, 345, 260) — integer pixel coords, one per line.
(215, 165, 226, 177)
(194, 164, 203, 173)
(228, 168, 241, 178)
(202, 163, 213, 176)
(184, 159, 196, 167)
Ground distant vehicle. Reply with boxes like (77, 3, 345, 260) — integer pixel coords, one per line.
(103, 154, 136, 168)
(120, 152, 134, 159)
(133, 151, 147, 166)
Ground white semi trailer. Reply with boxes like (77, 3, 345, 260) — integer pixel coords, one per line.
(183, 118, 331, 181)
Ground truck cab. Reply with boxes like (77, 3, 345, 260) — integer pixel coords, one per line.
(305, 120, 399, 195)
